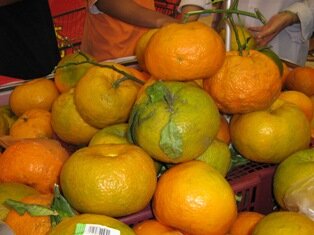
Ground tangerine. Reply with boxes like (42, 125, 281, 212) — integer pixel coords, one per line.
(49, 213, 135, 235)
(51, 89, 99, 145)
(54, 51, 96, 93)
(60, 144, 157, 217)
(133, 219, 188, 235)
(216, 114, 231, 144)
(9, 108, 53, 139)
(9, 78, 59, 116)
(278, 90, 313, 121)
(0, 138, 69, 193)
(74, 62, 141, 128)
(5, 193, 53, 235)
(145, 21, 225, 81)
(203, 50, 282, 114)
(135, 28, 159, 71)
(284, 66, 314, 96)
(252, 211, 314, 235)
(229, 211, 264, 235)
(153, 160, 237, 235)
(128, 81, 220, 163)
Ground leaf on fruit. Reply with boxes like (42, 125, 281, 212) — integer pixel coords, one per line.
(4, 199, 57, 216)
(50, 184, 76, 227)
(160, 118, 183, 159)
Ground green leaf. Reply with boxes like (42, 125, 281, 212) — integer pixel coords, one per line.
(4, 199, 57, 216)
(258, 47, 283, 76)
(160, 118, 183, 159)
(147, 81, 169, 103)
(50, 184, 76, 227)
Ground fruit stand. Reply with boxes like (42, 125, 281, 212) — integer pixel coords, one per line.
(1, 1, 314, 235)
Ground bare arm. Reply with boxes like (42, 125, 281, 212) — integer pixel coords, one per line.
(0, 0, 22, 7)
(95, 0, 178, 28)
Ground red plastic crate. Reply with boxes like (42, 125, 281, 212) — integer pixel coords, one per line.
(49, 0, 86, 57)
(117, 162, 277, 225)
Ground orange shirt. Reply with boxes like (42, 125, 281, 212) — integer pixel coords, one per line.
(81, 0, 155, 61)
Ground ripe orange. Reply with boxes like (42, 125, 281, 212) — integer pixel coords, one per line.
(9, 78, 59, 116)
(252, 211, 314, 235)
(49, 213, 136, 235)
(54, 51, 96, 93)
(5, 193, 53, 235)
(229, 211, 264, 235)
(284, 66, 314, 96)
(278, 90, 313, 121)
(74, 62, 141, 128)
(203, 50, 282, 114)
(51, 89, 99, 145)
(135, 28, 159, 71)
(128, 81, 220, 163)
(153, 160, 237, 235)
(216, 114, 231, 144)
(133, 219, 188, 235)
(9, 108, 53, 139)
(145, 21, 225, 81)
(60, 144, 157, 217)
(0, 138, 69, 193)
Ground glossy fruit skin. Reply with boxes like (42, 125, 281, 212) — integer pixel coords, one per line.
(230, 99, 311, 163)
(145, 21, 225, 81)
(51, 89, 99, 145)
(0, 138, 69, 194)
(89, 123, 129, 146)
(203, 50, 282, 114)
(273, 148, 314, 210)
(60, 144, 157, 217)
(153, 161, 237, 235)
(278, 90, 313, 121)
(49, 214, 136, 235)
(9, 78, 59, 117)
(229, 211, 264, 235)
(128, 81, 220, 163)
(74, 62, 141, 129)
(9, 108, 53, 139)
(196, 139, 231, 177)
(285, 66, 314, 97)
(252, 211, 314, 235)
(133, 219, 188, 235)
(135, 28, 159, 72)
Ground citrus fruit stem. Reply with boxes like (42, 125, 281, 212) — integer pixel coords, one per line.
(182, 0, 267, 55)
(54, 52, 145, 86)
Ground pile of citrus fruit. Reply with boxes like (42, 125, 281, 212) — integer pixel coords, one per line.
(0, 21, 313, 235)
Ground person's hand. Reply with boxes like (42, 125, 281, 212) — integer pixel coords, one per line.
(248, 11, 299, 46)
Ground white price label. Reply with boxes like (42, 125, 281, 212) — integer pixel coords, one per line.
(74, 223, 120, 235)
